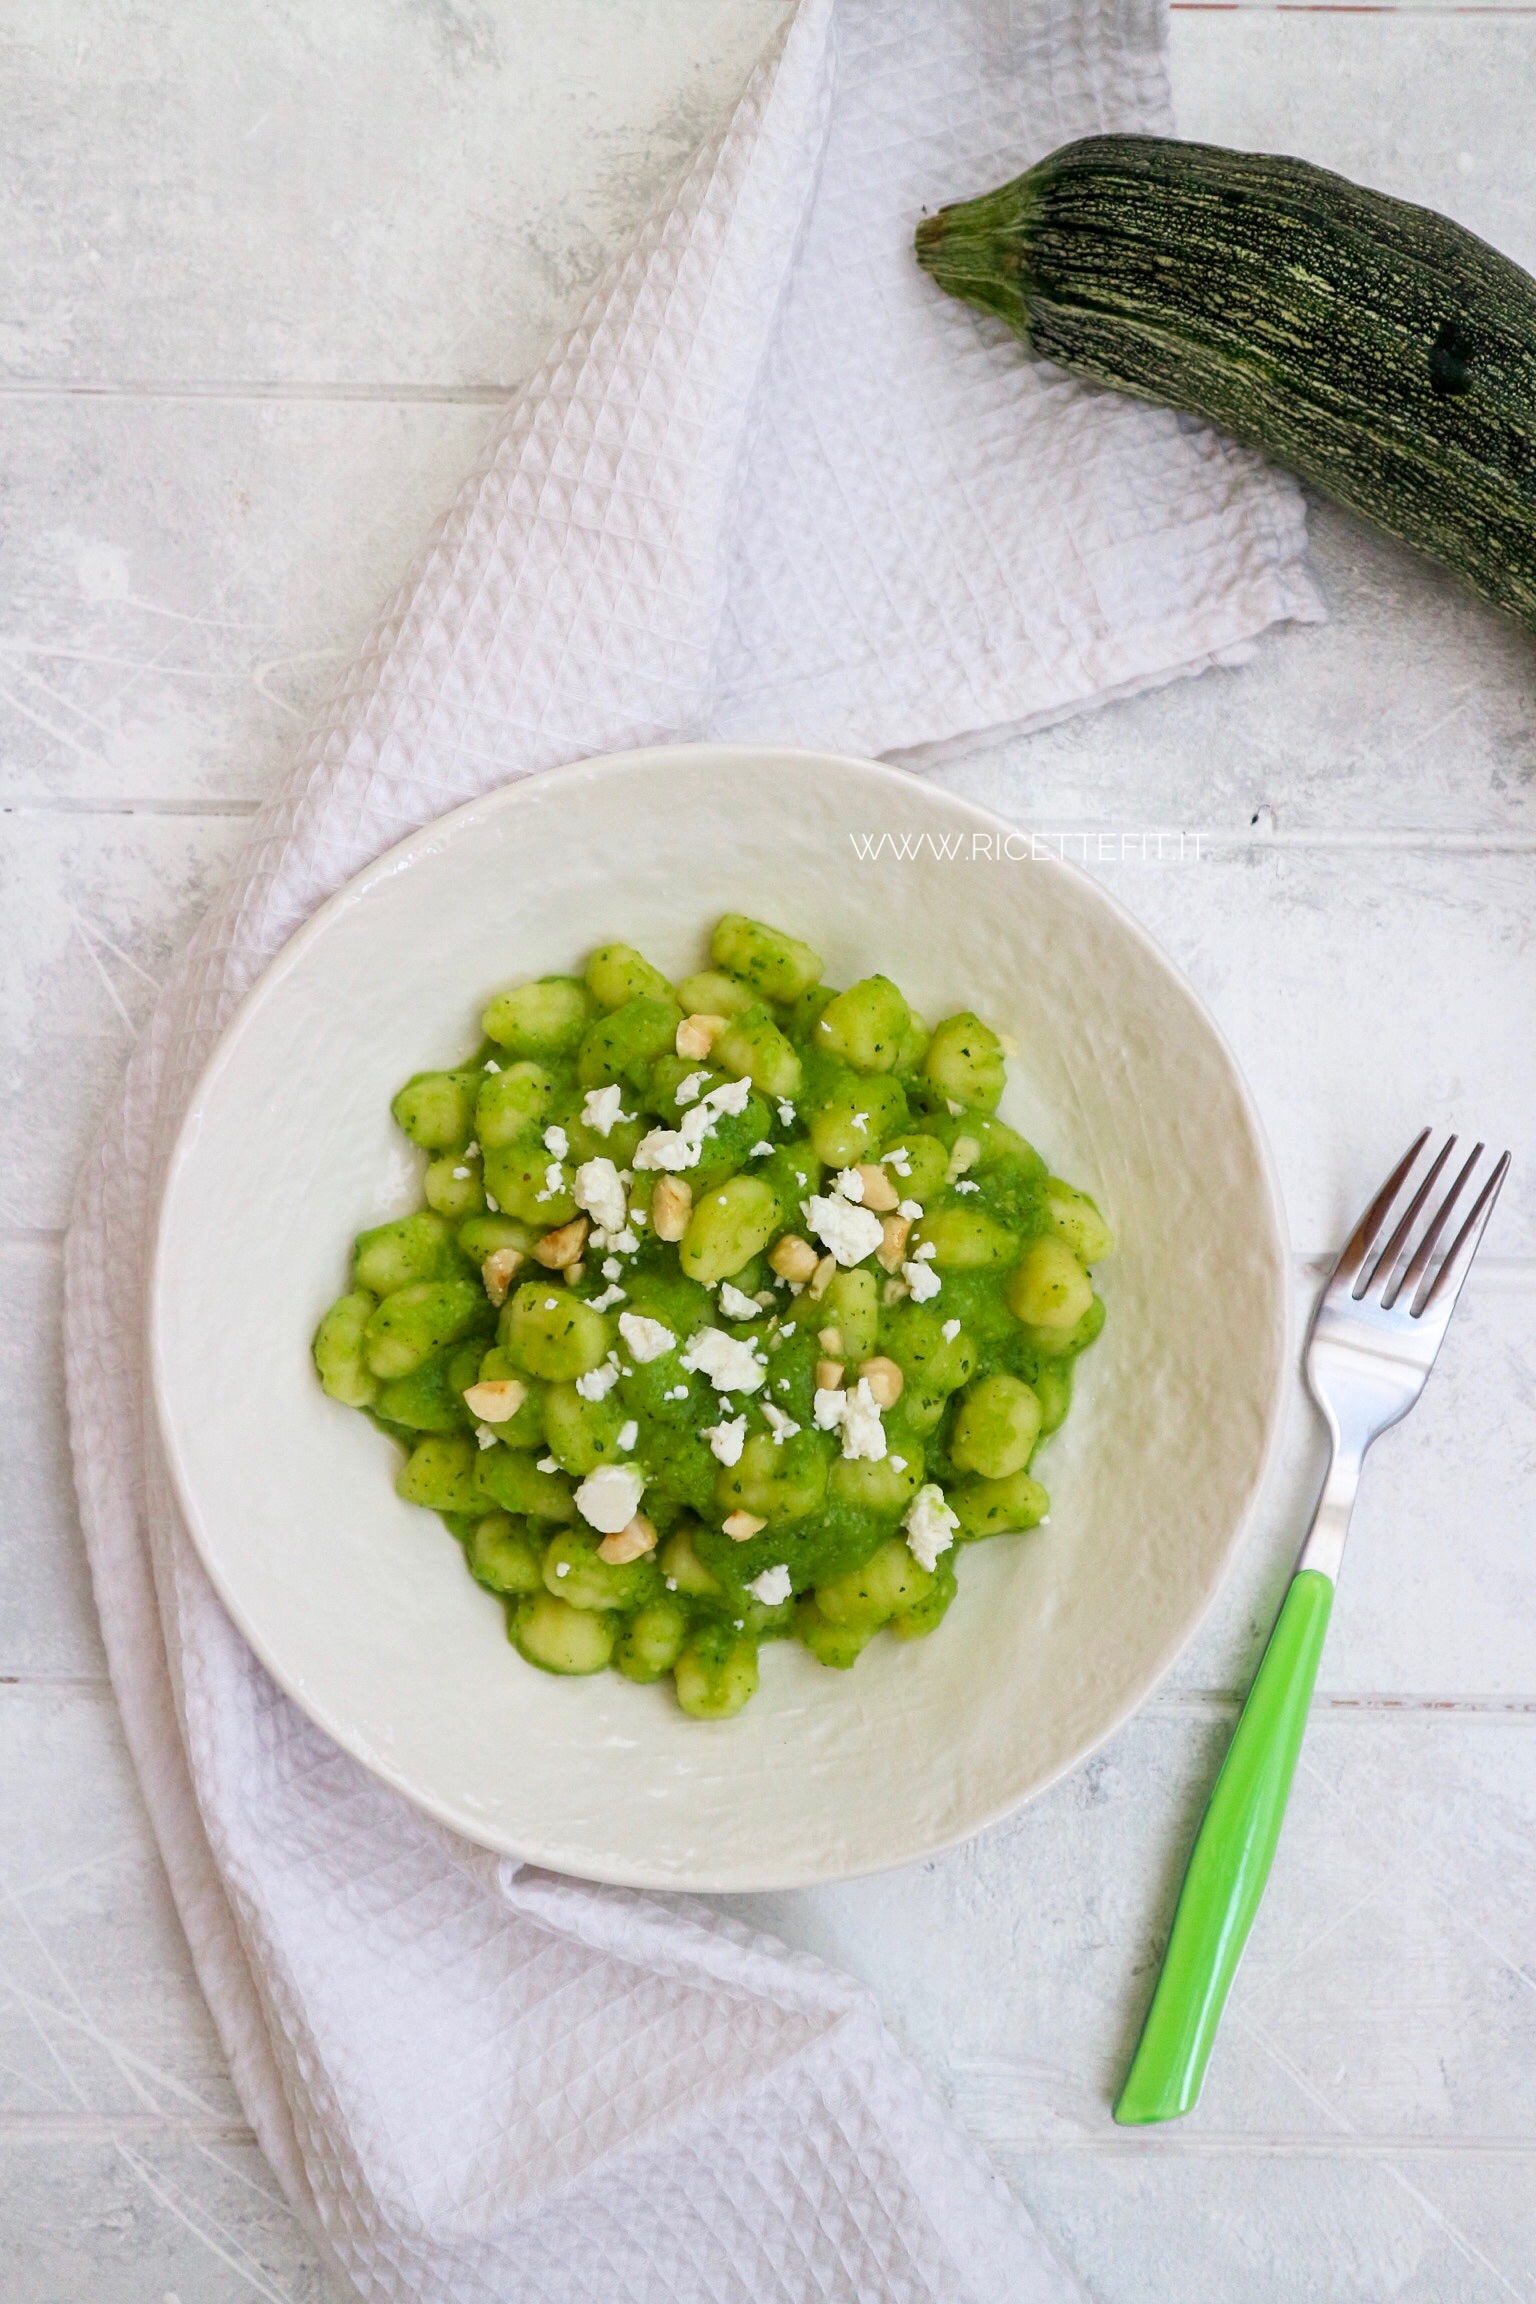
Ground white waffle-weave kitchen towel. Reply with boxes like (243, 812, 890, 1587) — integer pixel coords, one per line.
(65, 2, 1318, 2296)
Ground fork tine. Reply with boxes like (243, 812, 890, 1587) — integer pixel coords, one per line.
(1412, 1149, 1511, 1320)
(1355, 1134, 1455, 1301)
(1335, 1128, 1430, 1291)
(1383, 1141, 1483, 1310)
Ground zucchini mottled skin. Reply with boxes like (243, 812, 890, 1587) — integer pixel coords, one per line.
(914, 134, 1536, 628)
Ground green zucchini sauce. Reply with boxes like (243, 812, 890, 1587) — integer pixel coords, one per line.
(313, 914, 1112, 1718)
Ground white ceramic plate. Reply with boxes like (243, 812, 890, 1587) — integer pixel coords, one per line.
(152, 744, 1289, 1892)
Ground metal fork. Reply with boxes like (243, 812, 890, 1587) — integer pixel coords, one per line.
(1115, 1129, 1511, 2125)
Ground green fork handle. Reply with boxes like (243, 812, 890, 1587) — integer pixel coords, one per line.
(1114, 1569, 1335, 2125)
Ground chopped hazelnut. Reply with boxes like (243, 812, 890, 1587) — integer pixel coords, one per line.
(854, 1163, 900, 1212)
(769, 1234, 819, 1285)
(461, 1377, 527, 1422)
(817, 1326, 843, 1354)
(651, 1175, 693, 1242)
(675, 1013, 728, 1060)
(947, 1135, 981, 1182)
(723, 1510, 767, 1541)
(481, 1246, 524, 1305)
(858, 1356, 904, 1408)
(815, 1358, 846, 1392)
(533, 1215, 590, 1269)
(807, 1253, 836, 1300)
(876, 1213, 913, 1273)
(598, 1514, 658, 1565)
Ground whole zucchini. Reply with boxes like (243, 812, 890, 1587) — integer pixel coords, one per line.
(915, 135, 1536, 629)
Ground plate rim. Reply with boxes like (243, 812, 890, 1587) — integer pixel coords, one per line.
(150, 740, 1293, 1891)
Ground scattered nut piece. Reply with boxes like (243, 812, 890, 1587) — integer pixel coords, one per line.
(876, 1213, 913, 1273)
(807, 1253, 836, 1300)
(462, 1377, 527, 1423)
(817, 1327, 844, 1355)
(815, 1358, 846, 1392)
(651, 1175, 694, 1242)
(676, 1012, 728, 1060)
(481, 1246, 524, 1305)
(563, 1260, 585, 1287)
(769, 1233, 819, 1285)
(534, 1216, 590, 1269)
(854, 1163, 900, 1212)
(882, 1275, 910, 1306)
(858, 1356, 904, 1408)
(723, 1510, 767, 1542)
(598, 1514, 658, 1565)
(947, 1135, 981, 1183)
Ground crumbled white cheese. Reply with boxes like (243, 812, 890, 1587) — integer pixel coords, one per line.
(616, 1419, 639, 1453)
(955, 1179, 980, 1195)
(717, 1281, 760, 1322)
(617, 1311, 676, 1363)
(850, 1111, 868, 1134)
(682, 1327, 767, 1394)
(609, 1229, 639, 1254)
(780, 1322, 796, 1339)
(665, 1382, 689, 1402)
(905, 1483, 959, 1572)
(543, 1125, 569, 1159)
(452, 1165, 470, 1180)
(835, 1167, 865, 1203)
(538, 1161, 565, 1199)
(804, 1192, 884, 1268)
(838, 1377, 887, 1461)
(673, 1070, 708, 1107)
(632, 1075, 754, 1172)
(891, 1455, 907, 1473)
(484, 1192, 500, 1212)
(537, 1455, 559, 1473)
(883, 1145, 911, 1176)
(602, 1257, 622, 1280)
(632, 1125, 701, 1173)
(465, 1139, 479, 1157)
(947, 1099, 965, 1116)
(703, 1415, 747, 1466)
(475, 1424, 498, 1450)
(904, 1260, 942, 1303)
(555, 1560, 569, 1577)
(581, 1083, 631, 1137)
(575, 1463, 645, 1534)
(575, 1356, 622, 1401)
(761, 1402, 800, 1444)
(573, 1156, 627, 1234)
(812, 1386, 846, 1432)
(777, 1100, 796, 1126)
(941, 1318, 961, 1342)
(749, 1139, 774, 1157)
(588, 1284, 626, 1313)
(484, 1059, 501, 1074)
(911, 1241, 937, 1262)
(748, 1564, 793, 1608)
(898, 1199, 923, 1221)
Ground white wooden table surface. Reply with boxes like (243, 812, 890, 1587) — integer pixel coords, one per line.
(4, 4, 1534, 2297)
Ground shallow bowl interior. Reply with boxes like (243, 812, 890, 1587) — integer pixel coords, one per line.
(152, 745, 1289, 1891)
